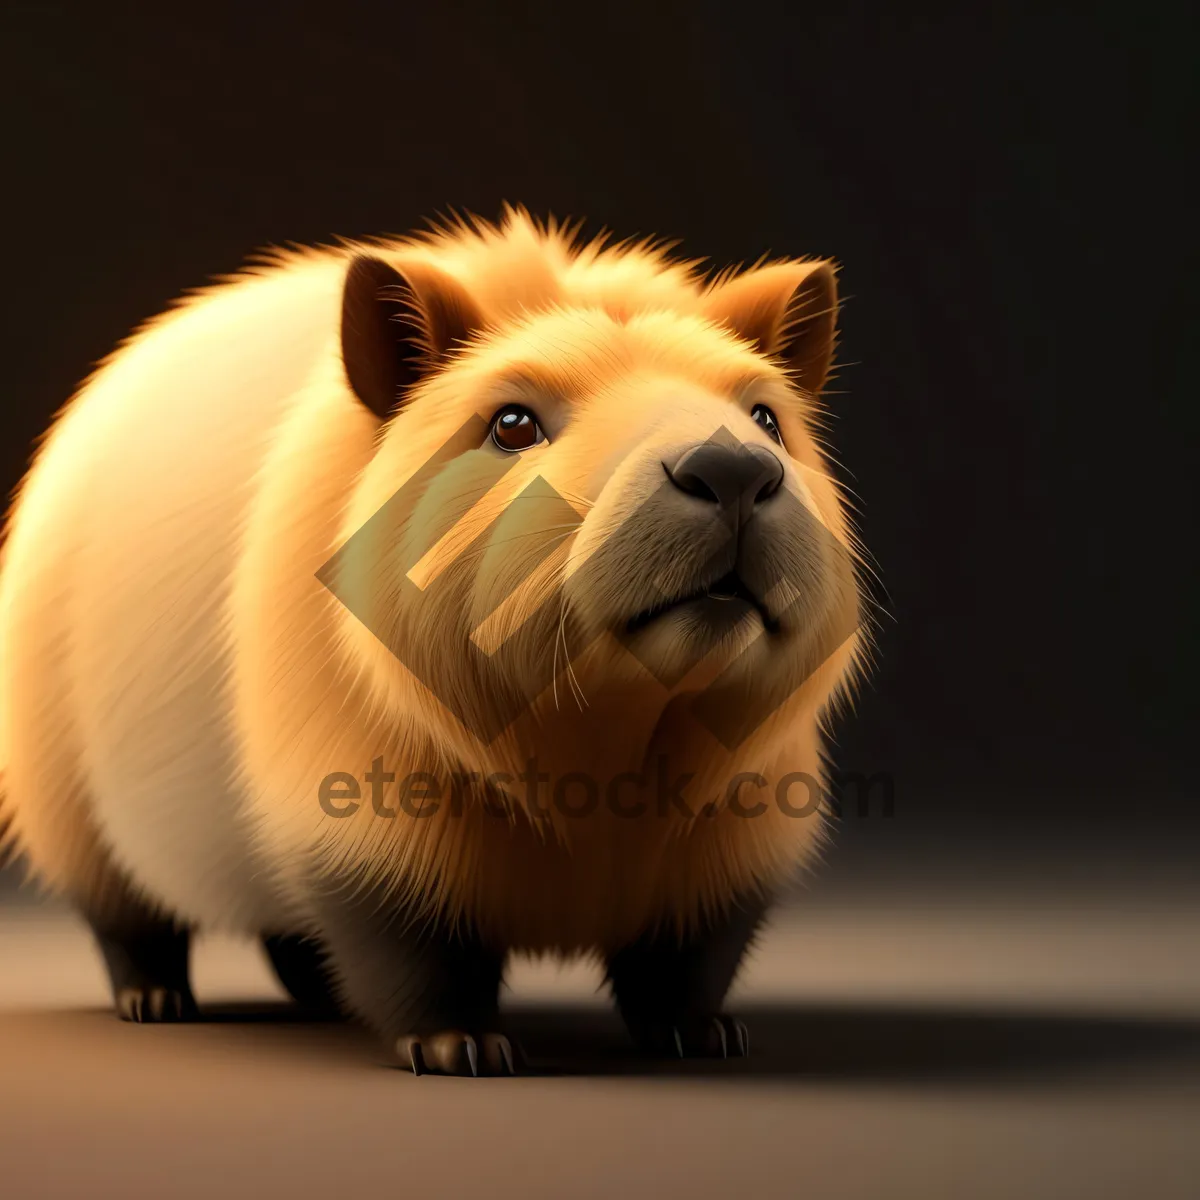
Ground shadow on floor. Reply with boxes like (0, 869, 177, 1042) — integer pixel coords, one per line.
(187, 998, 1200, 1085)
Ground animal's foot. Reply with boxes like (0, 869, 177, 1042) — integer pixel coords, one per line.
(630, 1013, 749, 1059)
(394, 1030, 517, 1076)
(115, 984, 198, 1023)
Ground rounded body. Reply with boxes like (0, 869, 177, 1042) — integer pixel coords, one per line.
(0, 213, 862, 1069)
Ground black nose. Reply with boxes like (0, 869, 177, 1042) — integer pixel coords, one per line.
(664, 441, 784, 511)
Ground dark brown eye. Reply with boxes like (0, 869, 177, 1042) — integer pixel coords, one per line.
(751, 404, 784, 446)
(490, 405, 546, 452)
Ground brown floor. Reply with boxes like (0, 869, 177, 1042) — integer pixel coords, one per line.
(2, 883, 1199, 1199)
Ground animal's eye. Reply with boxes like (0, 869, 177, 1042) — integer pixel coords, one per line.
(751, 404, 784, 447)
(490, 405, 547, 452)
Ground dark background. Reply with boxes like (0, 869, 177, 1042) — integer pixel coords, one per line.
(2, 1, 1194, 876)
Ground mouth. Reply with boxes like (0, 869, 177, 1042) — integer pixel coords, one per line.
(626, 569, 778, 635)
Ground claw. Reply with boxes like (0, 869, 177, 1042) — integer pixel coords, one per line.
(115, 985, 196, 1024)
(396, 1031, 514, 1076)
(710, 1017, 728, 1058)
(632, 1013, 749, 1060)
(397, 1035, 427, 1076)
(732, 1020, 749, 1057)
(118, 988, 145, 1022)
(482, 1034, 515, 1076)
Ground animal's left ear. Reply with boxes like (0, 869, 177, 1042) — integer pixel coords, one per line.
(340, 254, 485, 420)
(701, 260, 838, 395)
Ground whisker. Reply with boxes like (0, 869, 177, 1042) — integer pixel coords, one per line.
(436, 524, 582, 569)
(559, 593, 588, 711)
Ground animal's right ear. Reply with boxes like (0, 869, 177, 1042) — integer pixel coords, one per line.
(340, 254, 485, 420)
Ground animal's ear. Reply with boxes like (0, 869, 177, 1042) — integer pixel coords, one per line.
(340, 254, 485, 420)
(701, 260, 839, 395)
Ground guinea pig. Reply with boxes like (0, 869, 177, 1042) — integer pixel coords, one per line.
(0, 207, 865, 1075)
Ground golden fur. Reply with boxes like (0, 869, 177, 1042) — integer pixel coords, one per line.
(0, 207, 866, 955)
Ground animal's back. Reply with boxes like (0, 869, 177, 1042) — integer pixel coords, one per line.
(0, 252, 346, 929)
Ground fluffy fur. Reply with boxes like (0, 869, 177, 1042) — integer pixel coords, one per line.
(0, 206, 865, 983)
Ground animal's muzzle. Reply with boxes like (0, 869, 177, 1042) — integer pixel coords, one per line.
(662, 440, 784, 531)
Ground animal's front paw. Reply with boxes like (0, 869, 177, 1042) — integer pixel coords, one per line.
(629, 1013, 749, 1059)
(394, 1030, 516, 1076)
(115, 985, 198, 1023)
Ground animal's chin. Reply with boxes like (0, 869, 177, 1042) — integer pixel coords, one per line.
(624, 570, 779, 637)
